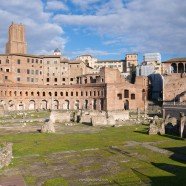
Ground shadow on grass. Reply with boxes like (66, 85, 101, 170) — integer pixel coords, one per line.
(142, 123, 150, 126)
(135, 128, 184, 141)
(150, 162, 186, 186)
(159, 132, 184, 141)
(166, 146, 186, 163)
(81, 122, 92, 126)
(134, 130, 148, 135)
(133, 145, 186, 185)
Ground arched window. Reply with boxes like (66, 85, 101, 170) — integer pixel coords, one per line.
(171, 63, 177, 73)
(178, 63, 184, 73)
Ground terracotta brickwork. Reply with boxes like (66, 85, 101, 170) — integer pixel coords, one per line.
(0, 23, 148, 112)
(163, 73, 186, 102)
(162, 58, 186, 102)
(100, 68, 148, 111)
(6, 23, 27, 54)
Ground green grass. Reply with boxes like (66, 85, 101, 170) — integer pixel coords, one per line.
(0, 125, 169, 156)
(43, 178, 68, 186)
(0, 124, 186, 185)
(0, 125, 185, 159)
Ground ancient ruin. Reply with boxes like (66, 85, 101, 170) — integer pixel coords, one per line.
(0, 23, 148, 114)
(179, 112, 186, 138)
(0, 143, 13, 169)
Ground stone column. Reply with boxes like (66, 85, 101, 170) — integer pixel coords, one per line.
(176, 64, 178, 73)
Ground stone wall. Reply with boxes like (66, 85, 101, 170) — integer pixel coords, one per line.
(163, 73, 186, 101)
(92, 116, 108, 126)
(0, 143, 13, 169)
(107, 110, 129, 121)
(163, 104, 186, 119)
(100, 68, 148, 111)
(80, 110, 129, 126)
(50, 111, 72, 123)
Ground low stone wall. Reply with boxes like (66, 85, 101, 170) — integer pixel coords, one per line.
(49, 110, 130, 127)
(50, 111, 71, 123)
(0, 143, 13, 169)
(80, 115, 92, 124)
(107, 110, 129, 121)
(92, 116, 108, 126)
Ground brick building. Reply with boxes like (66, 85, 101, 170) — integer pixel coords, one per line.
(0, 23, 148, 112)
(162, 58, 186, 118)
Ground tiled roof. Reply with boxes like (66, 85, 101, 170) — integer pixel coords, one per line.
(162, 58, 186, 63)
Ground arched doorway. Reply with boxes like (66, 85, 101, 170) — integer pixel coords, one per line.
(100, 99, 104, 110)
(8, 100, 15, 111)
(29, 100, 35, 110)
(63, 100, 70, 110)
(84, 100, 88, 109)
(74, 100, 80, 110)
(93, 99, 96, 110)
(178, 63, 184, 73)
(18, 102, 24, 110)
(41, 100, 47, 110)
(171, 63, 177, 73)
(124, 100, 129, 110)
(53, 100, 59, 110)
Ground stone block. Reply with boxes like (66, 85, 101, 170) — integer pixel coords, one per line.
(0, 143, 13, 169)
(107, 110, 129, 121)
(41, 121, 55, 133)
(92, 116, 107, 126)
(80, 115, 92, 124)
(148, 123, 159, 135)
(107, 116, 116, 125)
(50, 111, 71, 123)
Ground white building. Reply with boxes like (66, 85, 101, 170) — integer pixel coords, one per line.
(144, 53, 161, 64)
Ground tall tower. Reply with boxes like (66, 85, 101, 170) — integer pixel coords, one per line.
(6, 23, 27, 54)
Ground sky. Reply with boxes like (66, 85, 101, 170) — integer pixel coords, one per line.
(0, 0, 185, 62)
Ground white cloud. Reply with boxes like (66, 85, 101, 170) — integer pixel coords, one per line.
(0, 0, 66, 54)
(54, 0, 186, 54)
(46, 0, 68, 11)
(68, 48, 119, 58)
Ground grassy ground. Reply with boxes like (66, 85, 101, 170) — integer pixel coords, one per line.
(0, 123, 186, 185)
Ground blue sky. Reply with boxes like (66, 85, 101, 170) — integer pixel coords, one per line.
(0, 0, 185, 62)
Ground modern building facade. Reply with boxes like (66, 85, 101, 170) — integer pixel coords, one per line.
(136, 53, 162, 101)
